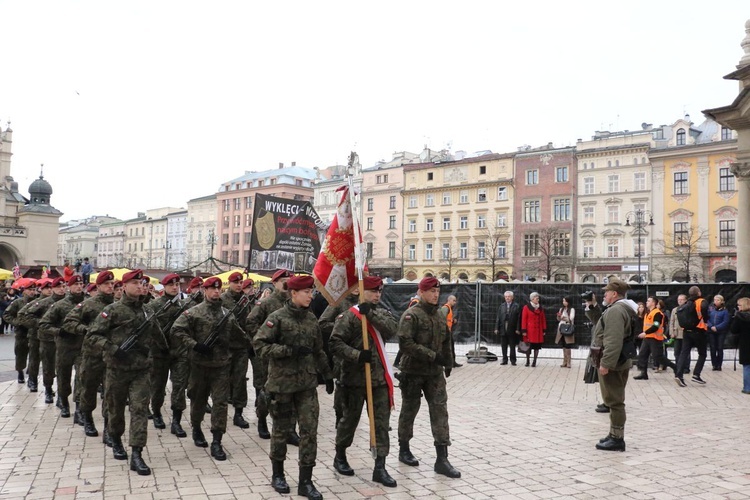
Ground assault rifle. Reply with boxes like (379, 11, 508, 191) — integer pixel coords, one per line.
(119, 294, 180, 352)
(161, 291, 201, 333)
(203, 294, 250, 349)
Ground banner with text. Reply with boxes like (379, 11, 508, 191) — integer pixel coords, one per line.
(249, 193, 327, 273)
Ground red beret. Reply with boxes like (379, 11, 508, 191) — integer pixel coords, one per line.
(11, 278, 36, 290)
(121, 269, 144, 284)
(161, 273, 181, 286)
(418, 277, 440, 291)
(363, 276, 383, 291)
(86, 283, 97, 293)
(141, 276, 151, 285)
(188, 276, 204, 290)
(67, 275, 84, 286)
(51, 277, 65, 288)
(202, 277, 222, 289)
(227, 271, 243, 283)
(113, 280, 123, 289)
(37, 279, 52, 289)
(96, 271, 115, 285)
(272, 269, 293, 282)
(242, 279, 254, 290)
(287, 275, 314, 291)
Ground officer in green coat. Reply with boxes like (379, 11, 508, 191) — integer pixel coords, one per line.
(17, 278, 55, 393)
(329, 275, 398, 487)
(254, 275, 334, 500)
(397, 276, 461, 478)
(3, 280, 38, 384)
(87, 269, 157, 475)
(220, 271, 252, 429)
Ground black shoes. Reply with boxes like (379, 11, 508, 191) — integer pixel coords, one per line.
(595, 404, 610, 413)
(372, 455, 397, 487)
(434, 445, 461, 478)
(83, 412, 99, 437)
(112, 437, 128, 460)
(204, 403, 212, 414)
(171, 410, 187, 438)
(193, 428, 208, 448)
(297, 465, 323, 500)
(152, 413, 166, 429)
(398, 441, 419, 466)
(675, 377, 687, 388)
(333, 446, 354, 476)
(28, 378, 38, 392)
(633, 371, 649, 380)
(501, 359, 508, 365)
(692, 375, 706, 385)
(60, 404, 71, 419)
(44, 388, 54, 404)
(452, 361, 463, 368)
(595, 435, 626, 452)
(17, 371, 24, 384)
(130, 447, 151, 475)
(257, 418, 270, 439)
(233, 408, 250, 429)
(210, 431, 226, 461)
(271, 460, 290, 493)
(287, 429, 301, 447)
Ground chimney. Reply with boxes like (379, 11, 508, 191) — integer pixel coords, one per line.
(291, 161, 296, 167)
(279, 162, 284, 169)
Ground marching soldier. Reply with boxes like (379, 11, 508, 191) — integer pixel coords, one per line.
(3, 279, 37, 384)
(39, 275, 86, 421)
(246, 269, 296, 441)
(254, 275, 334, 500)
(397, 276, 461, 478)
(18, 277, 66, 403)
(113, 280, 123, 301)
(221, 271, 253, 429)
(329, 276, 398, 487)
(171, 276, 246, 461)
(16, 278, 53, 393)
(87, 269, 156, 475)
(62, 270, 116, 441)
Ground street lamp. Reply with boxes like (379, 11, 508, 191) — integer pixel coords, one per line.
(625, 209, 654, 283)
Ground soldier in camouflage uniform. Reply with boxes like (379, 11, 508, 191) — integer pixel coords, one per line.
(329, 276, 398, 487)
(396, 276, 461, 478)
(246, 269, 296, 441)
(221, 272, 253, 429)
(17, 278, 54, 393)
(171, 276, 246, 461)
(147, 273, 190, 436)
(62, 271, 115, 441)
(3, 280, 38, 384)
(87, 269, 156, 475)
(18, 278, 66, 403)
(39, 275, 86, 421)
(113, 280, 123, 301)
(254, 275, 334, 500)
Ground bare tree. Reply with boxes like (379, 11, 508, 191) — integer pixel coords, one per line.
(530, 227, 575, 281)
(658, 224, 708, 282)
(439, 244, 460, 281)
(477, 221, 511, 280)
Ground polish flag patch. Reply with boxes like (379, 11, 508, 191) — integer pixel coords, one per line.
(266, 321, 274, 328)
(100, 311, 108, 318)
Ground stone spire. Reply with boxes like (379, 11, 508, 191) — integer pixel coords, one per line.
(740, 19, 750, 68)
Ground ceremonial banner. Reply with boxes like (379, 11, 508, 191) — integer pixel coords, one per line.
(313, 186, 360, 306)
(249, 194, 327, 272)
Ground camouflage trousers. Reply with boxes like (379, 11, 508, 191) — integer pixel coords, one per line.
(79, 348, 107, 417)
(268, 388, 319, 466)
(252, 356, 268, 419)
(188, 363, 230, 433)
(55, 342, 81, 402)
(229, 348, 249, 409)
(106, 368, 150, 447)
(14, 331, 28, 372)
(150, 353, 188, 415)
(27, 336, 40, 380)
(335, 384, 391, 457)
(599, 367, 629, 439)
(398, 373, 451, 446)
(39, 340, 56, 389)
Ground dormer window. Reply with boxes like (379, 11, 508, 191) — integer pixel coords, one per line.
(676, 128, 686, 146)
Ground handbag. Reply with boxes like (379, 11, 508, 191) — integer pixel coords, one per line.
(583, 353, 599, 384)
(517, 341, 531, 354)
(560, 323, 575, 336)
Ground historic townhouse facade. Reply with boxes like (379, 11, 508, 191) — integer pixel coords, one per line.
(513, 145, 577, 282)
(97, 220, 127, 268)
(575, 129, 655, 283)
(186, 194, 217, 272)
(401, 153, 514, 281)
(123, 207, 181, 269)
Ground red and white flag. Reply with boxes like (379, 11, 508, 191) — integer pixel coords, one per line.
(313, 185, 361, 306)
(350, 305, 395, 409)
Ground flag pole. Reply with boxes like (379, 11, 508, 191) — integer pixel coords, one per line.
(347, 152, 377, 458)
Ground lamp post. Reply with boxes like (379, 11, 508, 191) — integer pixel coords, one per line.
(206, 229, 218, 273)
(625, 209, 654, 283)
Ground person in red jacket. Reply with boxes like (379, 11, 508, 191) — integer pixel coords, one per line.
(521, 292, 547, 367)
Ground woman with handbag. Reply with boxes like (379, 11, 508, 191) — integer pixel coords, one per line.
(521, 292, 547, 367)
(555, 296, 576, 368)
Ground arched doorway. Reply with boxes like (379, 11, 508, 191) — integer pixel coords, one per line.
(495, 270, 509, 281)
(715, 269, 736, 283)
(405, 270, 418, 280)
(475, 272, 487, 281)
(672, 270, 689, 282)
(582, 275, 597, 283)
(457, 272, 468, 281)
(0, 243, 21, 270)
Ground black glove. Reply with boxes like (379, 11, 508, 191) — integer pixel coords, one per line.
(445, 368, 452, 378)
(293, 345, 313, 357)
(247, 345, 255, 358)
(193, 343, 211, 355)
(58, 329, 72, 340)
(113, 348, 129, 362)
(434, 352, 450, 366)
(358, 302, 373, 316)
(358, 349, 373, 365)
(325, 379, 335, 394)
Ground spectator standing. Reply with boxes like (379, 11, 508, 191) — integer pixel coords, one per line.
(494, 291, 521, 365)
(440, 295, 461, 368)
(555, 296, 575, 368)
(521, 292, 546, 367)
(633, 296, 677, 380)
(81, 258, 93, 285)
(63, 262, 74, 281)
(0, 289, 14, 334)
(669, 294, 690, 375)
(729, 297, 750, 394)
(707, 295, 730, 371)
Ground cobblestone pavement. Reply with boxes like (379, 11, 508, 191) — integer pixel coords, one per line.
(0, 345, 749, 499)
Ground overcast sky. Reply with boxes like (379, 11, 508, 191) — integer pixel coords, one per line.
(2, 1, 748, 221)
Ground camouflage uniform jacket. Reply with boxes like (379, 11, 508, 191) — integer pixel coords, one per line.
(17, 294, 65, 340)
(3, 295, 35, 336)
(318, 294, 359, 340)
(221, 289, 251, 349)
(330, 303, 397, 387)
(397, 301, 453, 377)
(254, 301, 333, 393)
(593, 299, 635, 370)
(246, 289, 287, 338)
(170, 298, 245, 368)
(39, 293, 86, 348)
(63, 293, 115, 355)
(146, 293, 184, 356)
(87, 293, 156, 371)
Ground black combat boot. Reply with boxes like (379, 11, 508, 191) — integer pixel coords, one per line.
(60, 397, 71, 418)
(595, 435, 626, 452)
(205, 403, 212, 414)
(192, 427, 208, 448)
(210, 431, 226, 461)
(271, 460, 290, 493)
(152, 412, 166, 429)
(287, 428, 301, 447)
(372, 455, 397, 487)
(233, 407, 250, 429)
(171, 410, 187, 438)
(56, 394, 63, 409)
(434, 445, 461, 478)
(111, 437, 128, 460)
(333, 445, 354, 476)
(74, 403, 83, 426)
(130, 446, 151, 475)
(102, 418, 113, 447)
(297, 465, 323, 500)
(257, 417, 270, 439)
(44, 387, 54, 404)
(83, 412, 99, 437)
(398, 441, 419, 466)
(28, 377, 38, 392)
(17, 371, 24, 384)
(633, 370, 649, 380)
